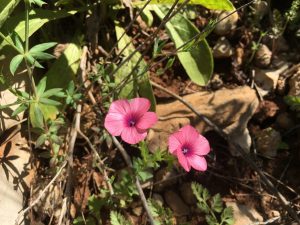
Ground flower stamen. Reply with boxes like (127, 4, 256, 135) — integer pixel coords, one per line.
(129, 120, 136, 127)
(182, 147, 189, 155)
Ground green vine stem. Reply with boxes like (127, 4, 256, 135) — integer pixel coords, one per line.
(24, 0, 37, 97)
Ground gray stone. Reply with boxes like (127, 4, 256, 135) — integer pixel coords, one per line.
(213, 37, 233, 58)
(214, 11, 238, 36)
(255, 127, 281, 158)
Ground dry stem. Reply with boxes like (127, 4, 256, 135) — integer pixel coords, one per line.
(111, 136, 156, 225)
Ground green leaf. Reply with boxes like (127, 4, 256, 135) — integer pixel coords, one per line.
(29, 42, 57, 53)
(45, 42, 81, 89)
(26, 54, 44, 68)
(0, 0, 21, 29)
(134, 0, 235, 11)
(211, 193, 223, 213)
(221, 207, 234, 225)
(12, 104, 28, 117)
(30, 52, 55, 60)
(36, 134, 47, 147)
(39, 103, 58, 121)
(39, 97, 62, 106)
(37, 77, 47, 97)
(41, 88, 64, 98)
(29, 0, 46, 7)
(1, 8, 79, 48)
(110, 211, 132, 225)
(30, 102, 44, 128)
(140, 7, 153, 27)
(153, 5, 213, 86)
(114, 24, 156, 111)
(205, 214, 218, 225)
(12, 31, 24, 52)
(9, 54, 23, 75)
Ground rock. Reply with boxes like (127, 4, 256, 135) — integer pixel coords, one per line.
(276, 112, 294, 130)
(254, 63, 289, 96)
(255, 127, 281, 158)
(213, 37, 233, 58)
(180, 183, 197, 205)
(269, 210, 280, 218)
(164, 190, 190, 216)
(0, 131, 31, 225)
(255, 44, 272, 68)
(147, 86, 259, 155)
(226, 202, 263, 225)
(252, 0, 269, 20)
(154, 168, 178, 192)
(214, 11, 239, 36)
(288, 69, 300, 96)
(262, 35, 289, 52)
(210, 74, 224, 90)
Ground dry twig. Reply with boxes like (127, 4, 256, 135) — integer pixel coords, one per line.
(15, 161, 67, 225)
(77, 129, 114, 195)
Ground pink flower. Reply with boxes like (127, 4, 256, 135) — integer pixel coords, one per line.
(168, 125, 210, 172)
(104, 98, 158, 144)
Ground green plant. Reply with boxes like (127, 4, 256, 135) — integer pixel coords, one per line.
(148, 199, 174, 225)
(285, 95, 300, 112)
(191, 182, 234, 225)
(110, 211, 132, 225)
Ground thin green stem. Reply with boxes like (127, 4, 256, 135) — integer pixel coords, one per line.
(24, 0, 37, 98)
(25, 0, 29, 54)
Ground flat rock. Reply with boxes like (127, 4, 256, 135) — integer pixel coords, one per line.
(254, 63, 289, 96)
(0, 130, 31, 225)
(164, 190, 190, 216)
(147, 86, 259, 155)
(180, 182, 197, 205)
(226, 202, 263, 225)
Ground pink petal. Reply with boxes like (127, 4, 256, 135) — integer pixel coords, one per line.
(121, 127, 147, 144)
(176, 149, 191, 172)
(108, 99, 130, 115)
(187, 155, 207, 171)
(129, 98, 150, 116)
(168, 132, 183, 154)
(192, 135, 210, 156)
(179, 125, 200, 144)
(136, 112, 158, 130)
(104, 113, 125, 136)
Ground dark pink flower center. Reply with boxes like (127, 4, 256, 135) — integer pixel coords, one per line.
(129, 119, 136, 127)
(126, 114, 139, 127)
(182, 145, 190, 155)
